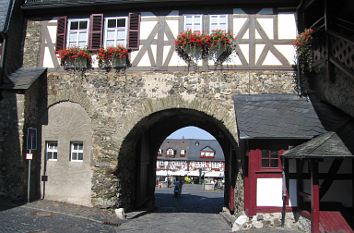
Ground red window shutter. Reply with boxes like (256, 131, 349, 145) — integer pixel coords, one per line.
(128, 13, 140, 50)
(89, 14, 104, 51)
(56, 16, 67, 52)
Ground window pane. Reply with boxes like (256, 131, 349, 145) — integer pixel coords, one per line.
(69, 32, 77, 43)
(107, 30, 115, 40)
(79, 144, 83, 150)
(79, 21, 87, 29)
(78, 42, 86, 48)
(270, 159, 278, 167)
(108, 19, 116, 28)
(106, 40, 114, 47)
(210, 16, 218, 24)
(47, 152, 52, 159)
(220, 16, 227, 24)
(78, 32, 87, 42)
(270, 151, 278, 158)
(78, 153, 83, 160)
(70, 21, 78, 30)
(261, 150, 268, 158)
(117, 30, 125, 40)
(262, 159, 269, 167)
(53, 152, 57, 159)
(117, 19, 125, 27)
(72, 153, 78, 160)
(185, 16, 193, 24)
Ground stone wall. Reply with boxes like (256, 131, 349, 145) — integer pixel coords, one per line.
(311, 66, 354, 118)
(23, 20, 41, 68)
(42, 70, 295, 209)
(0, 76, 47, 200)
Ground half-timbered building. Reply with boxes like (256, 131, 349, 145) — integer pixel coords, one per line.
(1, 0, 352, 231)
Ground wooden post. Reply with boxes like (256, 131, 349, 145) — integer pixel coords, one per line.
(297, 159, 304, 208)
(311, 160, 320, 233)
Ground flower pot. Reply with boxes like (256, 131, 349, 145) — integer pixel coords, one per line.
(112, 57, 127, 69)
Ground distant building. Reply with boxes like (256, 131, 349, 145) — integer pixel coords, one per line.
(156, 139, 224, 179)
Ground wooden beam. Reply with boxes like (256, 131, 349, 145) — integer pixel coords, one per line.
(319, 159, 343, 199)
(311, 160, 320, 233)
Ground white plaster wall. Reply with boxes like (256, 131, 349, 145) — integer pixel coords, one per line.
(278, 13, 297, 39)
(43, 20, 59, 68)
(41, 102, 93, 206)
(257, 178, 282, 206)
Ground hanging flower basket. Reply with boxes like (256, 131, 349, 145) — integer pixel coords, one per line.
(175, 30, 237, 66)
(58, 47, 92, 70)
(293, 28, 315, 74)
(175, 30, 208, 66)
(208, 30, 236, 65)
(97, 46, 129, 70)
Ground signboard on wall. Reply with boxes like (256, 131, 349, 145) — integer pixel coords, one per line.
(26, 127, 37, 151)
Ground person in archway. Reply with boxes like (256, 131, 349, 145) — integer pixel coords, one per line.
(173, 177, 183, 197)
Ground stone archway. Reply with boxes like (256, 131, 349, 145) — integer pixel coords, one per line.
(116, 108, 240, 212)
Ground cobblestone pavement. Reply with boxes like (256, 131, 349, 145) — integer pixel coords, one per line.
(116, 184, 230, 233)
(0, 198, 119, 233)
(0, 184, 301, 233)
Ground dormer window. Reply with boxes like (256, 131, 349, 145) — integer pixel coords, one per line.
(157, 148, 163, 156)
(166, 148, 175, 157)
(200, 146, 215, 158)
(180, 149, 186, 157)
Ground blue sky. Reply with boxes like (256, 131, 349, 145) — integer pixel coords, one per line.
(167, 126, 215, 140)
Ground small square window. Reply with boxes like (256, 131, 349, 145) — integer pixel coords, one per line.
(46, 141, 58, 160)
(71, 142, 83, 162)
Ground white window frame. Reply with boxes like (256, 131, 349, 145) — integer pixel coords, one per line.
(209, 15, 228, 33)
(46, 141, 58, 161)
(67, 19, 89, 48)
(167, 148, 174, 156)
(104, 17, 128, 48)
(70, 141, 84, 162)
(184, 15, 203, 33)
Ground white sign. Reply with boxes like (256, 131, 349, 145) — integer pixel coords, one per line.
(26, 153, 33, 160)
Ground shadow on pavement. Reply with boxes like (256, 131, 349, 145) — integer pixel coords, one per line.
(154, 184, 224, 214)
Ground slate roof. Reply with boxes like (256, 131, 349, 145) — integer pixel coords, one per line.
(0, 67, 47, 90)
(234, 94, 327, 140)
(283, 131, 353, 158)
(159, 139, 224, 162)
(0, 0, 13, 34)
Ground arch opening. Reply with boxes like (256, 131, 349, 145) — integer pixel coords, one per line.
(155, 126, 226, 213)
(117, 108, 239, 212)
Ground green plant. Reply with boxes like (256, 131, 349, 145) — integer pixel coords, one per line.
(293, 28, 315, 73)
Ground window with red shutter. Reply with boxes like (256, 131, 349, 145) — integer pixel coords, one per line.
(56, 16, 67, 52)
(128, 13, 140, 50)
(89, 14, 104, 51)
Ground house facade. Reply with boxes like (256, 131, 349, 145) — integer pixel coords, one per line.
(0, 0, 309, 217)
(156, 139, 225, 180)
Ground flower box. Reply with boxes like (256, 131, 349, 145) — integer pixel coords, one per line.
(58, 47, 92, 70)
(97, 46, 129, 70)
